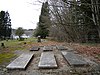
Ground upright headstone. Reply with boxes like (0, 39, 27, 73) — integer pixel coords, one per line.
(38, 52, 58, 68)
(37, 36, 41, 42)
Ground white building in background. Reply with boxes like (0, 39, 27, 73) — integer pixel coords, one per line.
(11, 29, 34, 39)
(21, 34, 30, 38)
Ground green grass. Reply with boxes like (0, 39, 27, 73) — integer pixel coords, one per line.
(0, 53, 16, 64)
(0, 37, 37, 64)
(0, 37, 37, 50)
(0, 37, 37, 46)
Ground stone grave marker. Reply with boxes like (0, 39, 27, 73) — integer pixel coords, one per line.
(56, 45, 67, 50)
(43, 46, 53, 51)
(6, 53, 34, 69)
(62, 51, 88, 66)
(30, 46, 40, 51)
(38, 52, 58, 68)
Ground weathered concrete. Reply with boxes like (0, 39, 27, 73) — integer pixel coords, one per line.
(6, 53, 34, 69)
(38, 52, 58, 68)
(62, 51, 88, 66)
(43, 46, 53, 51)
(67, 47, 74, 51)
(56, 45, 67, 50)
(30, 46, 39, 51)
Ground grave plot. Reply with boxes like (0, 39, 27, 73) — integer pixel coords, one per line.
(30, 46, 40, 51)
(61, 51, 88, 66)
(6, 53, 34, 69)
(43, 46, 53, 51)
(56, 45, 68, 50)
(67, 47, 74, 51)
(38, 52, 58, 68)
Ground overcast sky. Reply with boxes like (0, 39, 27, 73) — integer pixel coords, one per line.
(0, 0, 43, 29)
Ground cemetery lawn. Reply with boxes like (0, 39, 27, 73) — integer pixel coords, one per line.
(0, 37, 100, 67)
(0, 38, 100, 75)
(0, 38, 37, 64)
(0, 53, 15, 64)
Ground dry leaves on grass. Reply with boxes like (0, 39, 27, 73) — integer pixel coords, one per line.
(71, 43, 100, 62)
(29, 41, 64, 47)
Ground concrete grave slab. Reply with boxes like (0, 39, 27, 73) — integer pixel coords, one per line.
(6, 53, 34, 69)
(30, 46, 40, 51)
(43, 46, 53, 51)
(67, 47, 74, 51)
(56, 45, 67, 50)
(62, 51, 88, 66)
(38, 52, 57, 68)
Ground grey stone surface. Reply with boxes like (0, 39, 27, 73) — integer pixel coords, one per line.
(83, 57, 98, 66)
(92, 64, 100, 71)
(61, 51, 88, 66)
(56, 45, 67, 50)
(30, 46, 39, 51)
(67, 47, 74, 51)
(43, 46, 53, 51)
(6, 53, 34, 69)
(38, 52, 58, 68)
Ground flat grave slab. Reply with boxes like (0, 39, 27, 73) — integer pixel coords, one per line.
(56, 45, 67, 50)
(43, 46, 53, 51)
(61, 51, 88, 66)
(38, 52, 58, 68)
(6, 53, 34, 69)
(30, 46, 39, 51)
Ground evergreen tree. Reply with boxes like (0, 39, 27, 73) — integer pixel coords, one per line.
(35, 2, 50, 39)
(0, 11, 11, 40)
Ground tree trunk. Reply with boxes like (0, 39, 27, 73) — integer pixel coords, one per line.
(91, 0, 100, 38)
